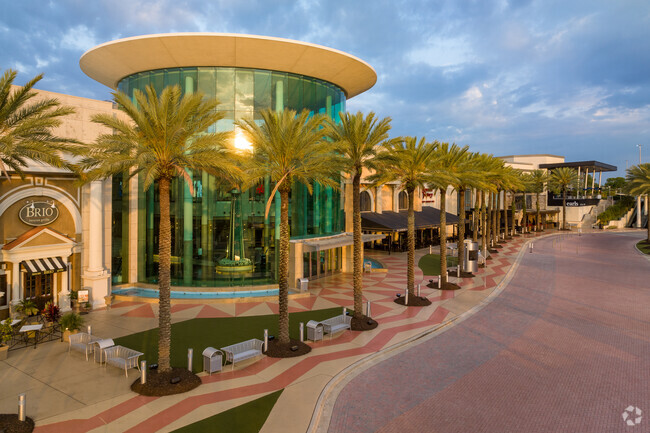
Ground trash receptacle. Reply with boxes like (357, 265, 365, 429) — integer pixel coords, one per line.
(202, 347, 223, 375)
(306, 320, 324, 342)
(464, 240, 479, 273)
(364, 261, 372, 273)
(298, 278, 309, 292)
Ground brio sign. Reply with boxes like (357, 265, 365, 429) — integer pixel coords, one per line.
(19, 202, 59, 226)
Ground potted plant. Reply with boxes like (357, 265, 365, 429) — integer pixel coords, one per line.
(69, 290, 78, 309)
(42, 301, 61, 324)
(0, 317, 13, 360)
(16, 299, 39, 318)
(59, 312, 84, 342)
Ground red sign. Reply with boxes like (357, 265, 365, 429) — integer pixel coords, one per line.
(421, 188, 435, 203)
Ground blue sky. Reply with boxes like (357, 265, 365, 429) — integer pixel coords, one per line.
(2, 0, 649, 178)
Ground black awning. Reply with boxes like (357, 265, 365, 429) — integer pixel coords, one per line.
(21, 257, 67, 276)
(361, 207, 459, 232)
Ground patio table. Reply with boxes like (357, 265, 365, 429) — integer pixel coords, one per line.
(19, 324, 43, 349)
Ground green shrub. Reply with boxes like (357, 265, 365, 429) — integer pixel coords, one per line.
(59, 312, 84, 331)
(597, 195, 635, 225)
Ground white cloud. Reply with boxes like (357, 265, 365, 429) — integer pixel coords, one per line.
(60, 25, 98, 52)
(406, 36, 475, 68)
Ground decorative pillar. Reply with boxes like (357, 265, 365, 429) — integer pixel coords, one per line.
(82, 180, 110, 309)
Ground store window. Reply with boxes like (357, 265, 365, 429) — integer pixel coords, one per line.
(398, 191, 408, 210)
(360, 191, 371, 212)
(0, 275, 7, 307)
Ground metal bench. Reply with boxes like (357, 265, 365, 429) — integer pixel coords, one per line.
(220, 339, 264, 370)
(68, 332, 101, 360)
(320, 314, 352, 339)
(104, 345, 144, 377)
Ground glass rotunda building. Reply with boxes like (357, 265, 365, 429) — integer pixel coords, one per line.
(80, 33, 377, 289)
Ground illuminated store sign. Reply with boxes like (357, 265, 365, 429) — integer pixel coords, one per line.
(19, 202, 59, 226)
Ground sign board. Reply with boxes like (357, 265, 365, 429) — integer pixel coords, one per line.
(78, 290, 89, 303)
(19, 202, 59, 226)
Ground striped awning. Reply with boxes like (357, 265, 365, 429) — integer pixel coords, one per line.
(21, 257, 67, 276)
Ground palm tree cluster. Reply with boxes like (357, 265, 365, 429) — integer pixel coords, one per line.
(4, 68, 576, 377)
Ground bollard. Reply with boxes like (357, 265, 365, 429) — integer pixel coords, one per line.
(87, 325, 92, 335)
(140, 361, 147, 384)
(457, 265, 460, 278)
(429, 245, 432, 254)
(187, 348, 193, 372)
(263, 329, 268, 352)
(18, 393, 25, 422)
(404, 287, 409, 305)
(417, 283, 421, 297)
(299, 322, 304, 342)
(366, 301, 371, 318)
(343, 307, 347, 316)
(438, 275, 441, 289)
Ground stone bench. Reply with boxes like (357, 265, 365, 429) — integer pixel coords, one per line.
(221, 338, 264, 370)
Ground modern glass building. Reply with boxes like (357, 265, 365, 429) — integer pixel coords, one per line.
(80, 33, 377, 289)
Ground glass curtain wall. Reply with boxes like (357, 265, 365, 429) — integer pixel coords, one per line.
(117, 67, 346, 287)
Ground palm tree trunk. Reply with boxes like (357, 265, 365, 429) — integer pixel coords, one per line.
(352, 172, 363, 318)
(278, 183, 291, 344)
(536, 192, 541, 232)
(457, 188, 465, 274)
(440, 189, 448, 285)
(562, 189, 567, 230)
(481, 190, 488, 259)
(472, 189, 479, 243)
(522, 193, 528, 233)
(407, 187, 415, 296)
(503, 191, 509, 238)
(496, 190, 502, 242)
(510, 197, 517, 236)
(158, 177, 172, 373)
(486, 192, 494, 248)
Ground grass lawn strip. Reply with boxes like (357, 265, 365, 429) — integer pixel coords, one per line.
(114, 307, 342, 372)
(636, 240, 650, 255)
(170, 389, 283, 433)
(417, 253, 458, 276)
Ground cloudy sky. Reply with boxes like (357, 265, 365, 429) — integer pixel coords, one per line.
(2, 0, 649, 177)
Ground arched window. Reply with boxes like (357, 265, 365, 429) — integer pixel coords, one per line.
(360, 191, 371, 212)
(398, 191, 408, 210)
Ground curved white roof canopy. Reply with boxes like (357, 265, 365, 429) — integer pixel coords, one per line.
(80, 33, 377, 98)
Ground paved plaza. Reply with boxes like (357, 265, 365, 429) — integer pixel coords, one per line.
(1, 230, 646, 432)
(325, 231, 650, 433)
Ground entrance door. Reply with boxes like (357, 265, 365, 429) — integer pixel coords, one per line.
(24, 273, 54, 309)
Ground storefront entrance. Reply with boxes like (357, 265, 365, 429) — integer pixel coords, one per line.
(303, 247, 342, 280)
(23, 273, 54, 309)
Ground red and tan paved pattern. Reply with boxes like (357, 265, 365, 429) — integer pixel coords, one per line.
(327, 232, 650, 433)
(0, 232, 535, 432)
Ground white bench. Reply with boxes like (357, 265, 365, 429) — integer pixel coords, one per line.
(104, 345, 144, 377)
(221, 339, 264, 370)
(321, 314, 352, 339)
(68, 332, 101, 361)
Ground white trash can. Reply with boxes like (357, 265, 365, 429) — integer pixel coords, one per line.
(306, 320, 324, 342)
(202, 347, 223, 375)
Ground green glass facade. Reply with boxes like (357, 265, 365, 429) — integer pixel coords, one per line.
(113, 67, 346, 287)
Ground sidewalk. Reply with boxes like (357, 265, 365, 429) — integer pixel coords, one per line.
(1, 232, 542, 432)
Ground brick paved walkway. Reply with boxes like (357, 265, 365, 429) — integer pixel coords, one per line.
(327, 232, 650, 433)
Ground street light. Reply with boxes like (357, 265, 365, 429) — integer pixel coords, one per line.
(637, 144, 643, 164)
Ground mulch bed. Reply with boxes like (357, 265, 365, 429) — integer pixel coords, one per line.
(394, 295, 432, 307)
(0, 415, 35, 433)
(447, 269, 475, 278)
(131, 367, 201, 396)
(351, 315, 378, 331)
(265, 339, 311, 358)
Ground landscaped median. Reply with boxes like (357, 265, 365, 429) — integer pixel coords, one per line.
(636, 240, 650, 255)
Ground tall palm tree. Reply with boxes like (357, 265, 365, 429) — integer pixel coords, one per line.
(325, 111, 393, 321)
(530, 169, 550, 232)
(550, 167, 579, 230)
(0, 69, 76, 178)
(79, 85, 239, 373)
(370, 137, 438, 299)
(238, 109, 342, 345)
(429, 142, 468, 284)
(453, 152, 486, 275)
(626, 163, 650, 241)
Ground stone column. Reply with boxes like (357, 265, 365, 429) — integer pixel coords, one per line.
(82, 181, 110, 309)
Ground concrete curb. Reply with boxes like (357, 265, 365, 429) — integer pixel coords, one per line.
(307, 234, 547, 433)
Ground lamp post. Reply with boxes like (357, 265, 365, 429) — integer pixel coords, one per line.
(636, 145, 643, 228)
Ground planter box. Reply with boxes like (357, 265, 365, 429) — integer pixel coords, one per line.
(63, 329, 79, 343)
(0, 345, 8, 361)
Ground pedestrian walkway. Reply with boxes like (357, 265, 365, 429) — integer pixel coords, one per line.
(1, 232, 541, 432)
(324, 231, 649, 433)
